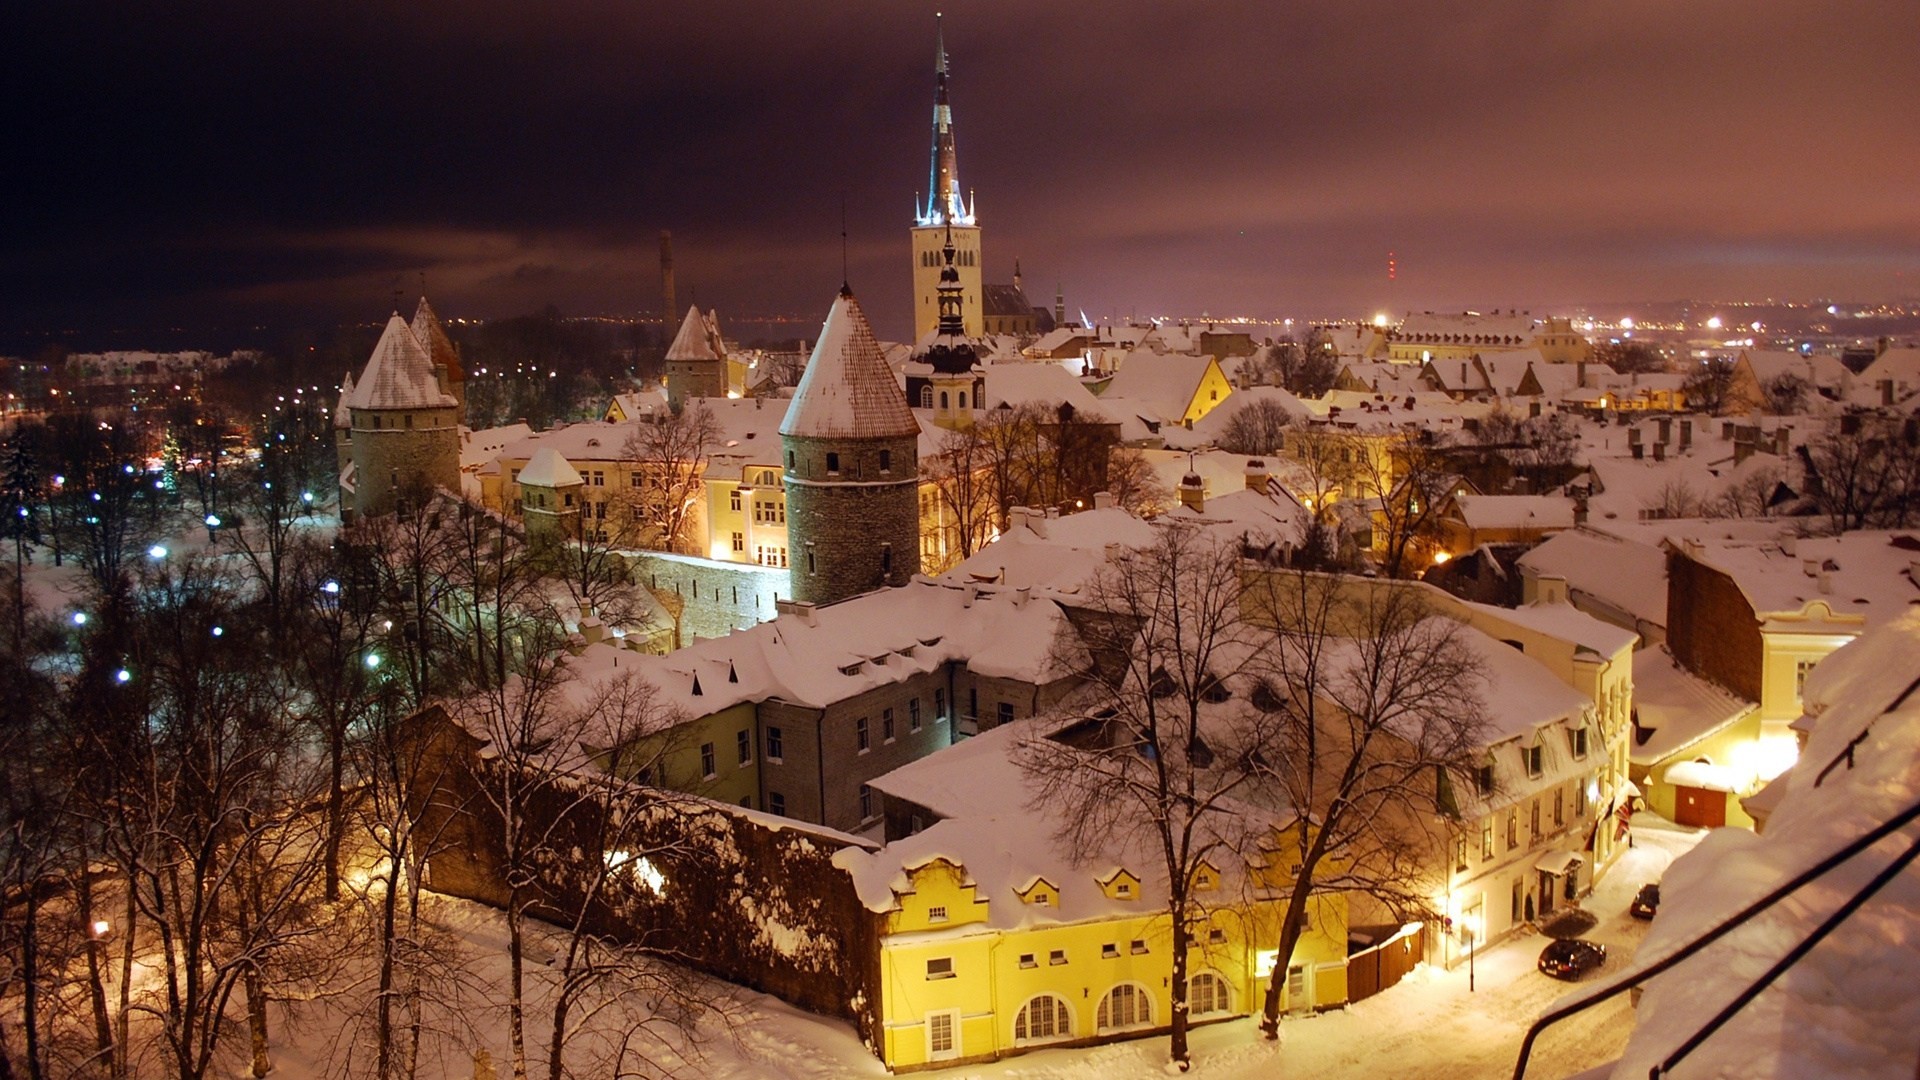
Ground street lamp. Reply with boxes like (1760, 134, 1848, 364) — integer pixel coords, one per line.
(1464, 913, 1481, 992)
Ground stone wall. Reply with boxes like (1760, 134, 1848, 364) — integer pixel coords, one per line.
(414, 711, 886, 1046)
(624, 551, 789, 644)
(1667, 548, 1763, 702)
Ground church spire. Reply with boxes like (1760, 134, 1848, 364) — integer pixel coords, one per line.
(920, 14, 972, 227)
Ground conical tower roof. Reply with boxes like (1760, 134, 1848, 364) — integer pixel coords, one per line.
(666, 304, 719, 361)
(345, 314, 456, 412)
(780, 288, 919, 440)
(411, 296, 464, 384)
(333, 370, 355, 429)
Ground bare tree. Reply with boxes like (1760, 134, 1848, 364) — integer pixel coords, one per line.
(1241, 572, 1488, 1037)
(1713, 461, 1787, 519)
(1018, 523, 1263, 1071)
(619, 405, 718, 555)
(1358, 432, 1455, 578)
(924, 425, 998, 572)
(1216, 399, 1297, 456)
(1803, 417, 1920, 531)
(1590, 340, 1666, 375)
(1682, 357, 1738, 415)
(1762, 372, 1813, 415)
(1643, 479, 1706, 521)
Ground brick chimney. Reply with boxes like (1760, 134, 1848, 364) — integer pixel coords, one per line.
(1245, 458, 1271, 491)
(1178, 473, 1206, 514)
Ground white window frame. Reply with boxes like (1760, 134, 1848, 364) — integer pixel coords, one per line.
(926, 1008, 960, 1061)
(1096, 982, 1153, 1032)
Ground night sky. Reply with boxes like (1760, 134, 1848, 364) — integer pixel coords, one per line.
(5, 0, 1917, 342)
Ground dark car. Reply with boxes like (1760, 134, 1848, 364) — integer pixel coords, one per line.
(1539, 938, 1607, 980)
(1630, 883, 1660, 920)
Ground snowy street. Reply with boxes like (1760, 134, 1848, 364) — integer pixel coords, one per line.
(692, 821, 1704, 1080)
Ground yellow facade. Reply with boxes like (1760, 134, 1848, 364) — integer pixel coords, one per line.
(873, 858, 1348, 1071)
(1182, 358, 1236, 425)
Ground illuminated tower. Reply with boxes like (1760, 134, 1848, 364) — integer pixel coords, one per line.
(905, 230, 984, 430)
(911, 15, 983, 340)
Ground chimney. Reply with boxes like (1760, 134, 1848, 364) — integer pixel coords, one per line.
(1878, 336, 1892, 358)
(1012, 586, 1031, 610)
(1884, 379, 1896, 407)
(1093, 490, 1116, 509)
(1178, 473, 1206, 513)
(1803, 557, 1818, 577)
(1817, 571, 1833, 595)
(1780, 535, 1797, 557)
(1030, 508, 1049, 539)
(1533, 574, 1570, 605)
(1722, 421, 1735, 440)
(963, 584, 978, 608)
(1631, 443, 1645, 460)
(1576, 360, 1587, 389)
(1656, 416, 1672, 444)
(579, 616, 605, 644)
(1245, 458, 1271, 491)
(1733, 437, 1753, 465)
(659, 230, 676, 328)
(1679, 419, 1692, 449)
(1652, 441, 1666, 461)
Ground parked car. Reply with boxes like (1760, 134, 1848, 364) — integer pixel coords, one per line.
(1539, 938, 1607, 980)
(1630, 883, 1660, 920)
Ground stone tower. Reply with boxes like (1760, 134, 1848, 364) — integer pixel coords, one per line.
(908, 232, 985, 430)
(664, 304, 727, 408)
(516, 446, 584, 544)
(781, 287, 922, 606)
(910, 15, 982, 340)
(342, 312, 461, 520)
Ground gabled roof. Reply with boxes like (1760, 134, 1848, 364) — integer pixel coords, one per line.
(411, 296, 463, 384)
(345, 314, 456, 411)
(666, 305, 720, 361)
(780, 288, 920, 440)
(982, 282, 1036, 318)
(517, 446, 583, 488)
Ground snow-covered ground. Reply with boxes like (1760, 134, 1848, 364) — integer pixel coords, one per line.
(221, 822, 1698, 1080)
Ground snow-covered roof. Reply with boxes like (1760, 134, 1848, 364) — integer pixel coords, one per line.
(1450, 624, 1592, 743)
(461, 423, 535, 471)
(1393, 311, 1547, 343)
(1184, 386, 1314, 448)
(1629, 647, 1754, 765)
(979, 361, 1110, 419)
(1853, 347, 1920, 407)
(1451, 494, 1576, 532)
(517, 447, 583, 488)
(411, 296, 463, 383)
(1738, 348, 1850, 387)
(666, 305, 720, 361)
(944, 507, 1159, 593)
(333, 371, 355, 429)
(1670, 529, 1920, 625)
(1465, 597, 1639, 659)
(1100, 353, 1216, 417)
(345, 313, 457, 411)
(1614, 609, 1920, 1080)
(560, 578, 1079, 721)
(780, 289, 920, 441)
(838, 719, 1268, 927)
(1517, 527, 1669, 629)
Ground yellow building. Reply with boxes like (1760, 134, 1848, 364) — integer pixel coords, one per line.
(852, 723, 1349, 1071)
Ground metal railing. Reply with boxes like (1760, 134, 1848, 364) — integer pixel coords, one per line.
(1510, 795, 1920, 1080)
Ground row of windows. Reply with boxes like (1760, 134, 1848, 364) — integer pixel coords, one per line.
(918, 386, 980, 410)
(1472, 780, 1590, 863)
(918, 248, 977, 267)
(855, 703, 926, 753)
(921, 975, 1233, 1060)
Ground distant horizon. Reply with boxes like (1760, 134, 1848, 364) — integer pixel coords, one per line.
(6, 1, 1915, 350)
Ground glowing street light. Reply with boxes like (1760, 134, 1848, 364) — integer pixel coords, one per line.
(148, 544, 168, 559)
(72, 611, 88, 626)
(115, 669, 132, 684)
(364, 653, 382, 670)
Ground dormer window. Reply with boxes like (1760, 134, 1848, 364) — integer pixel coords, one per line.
(1475, 763, 1495, 795)
(1570, 726, 1590, 759)
(1523, 743, 1544, 778)
(1116, 882, 1132, 898)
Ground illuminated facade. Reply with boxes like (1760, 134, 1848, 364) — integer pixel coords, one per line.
(911, 17, 983, 339)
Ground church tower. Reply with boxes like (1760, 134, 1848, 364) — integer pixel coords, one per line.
(341, 312, 461, 520)
(911, 16, 983, 340)
(781, 286, 922, 605)
(905, 231, 985, 430)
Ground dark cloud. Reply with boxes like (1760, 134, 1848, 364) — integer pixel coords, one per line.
(3, 0, 1915, 341)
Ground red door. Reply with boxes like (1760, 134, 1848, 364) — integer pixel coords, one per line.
(1674, 784, 1726, 828)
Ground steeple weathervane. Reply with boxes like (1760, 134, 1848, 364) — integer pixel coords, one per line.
(920, 13, 973, 227)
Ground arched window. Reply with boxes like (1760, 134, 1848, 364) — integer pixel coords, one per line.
(1189, 972, 1231, 1016)
(920, 385, 933, 408)
(1096, 983, 1151, 1031)
(1013, 994, 1073, 1042)
(939, 391, 949, 409)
